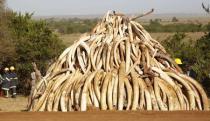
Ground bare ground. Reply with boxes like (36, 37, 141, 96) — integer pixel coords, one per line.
(0, 111, 210, 121)
(0, 96, 209, 121)
(0, 96, 28, 112)
(0, 96, 209, 112)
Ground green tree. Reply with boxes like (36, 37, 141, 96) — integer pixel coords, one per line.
(162, 32, 210, 96)
(161, 33, 196, 63)
(194, 32, 210, 96)
(9, 13, 66, 94)
(0, 0, 15, 65)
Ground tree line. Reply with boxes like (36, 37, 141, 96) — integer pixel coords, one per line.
(46, 17, 210, 34)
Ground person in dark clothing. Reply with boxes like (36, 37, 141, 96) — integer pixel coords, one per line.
(0, 68, 3, 82)
(9, 66, 18, 98)
(2, 67, 10, 98)
(0, 74, 2, 82)
(175, 58, 197, 79)
(187, 69, 197, 79)
(0, 71, 3, 96)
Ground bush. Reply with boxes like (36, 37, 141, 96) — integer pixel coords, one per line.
(172, 17, 179, 22)
(162, 33, 197, 71)
(194, 32, 210, 96)
(143, 20, 206, 33)
(162, 32, 210, 96)
(9, 13, 66, 94)
(0, 0, 16, 65)
(1, 1, 66, 95)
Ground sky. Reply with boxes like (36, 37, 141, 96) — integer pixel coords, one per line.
(6, 0, 210, 16)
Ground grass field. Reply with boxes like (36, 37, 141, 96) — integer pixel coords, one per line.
(139, 15, 210, 25)
(59, 32, 205, 46)
(59, 33, 81, 46)
(150, 32, 205, 41)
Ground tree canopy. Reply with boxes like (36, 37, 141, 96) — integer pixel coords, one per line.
(0, 1, 66, 94)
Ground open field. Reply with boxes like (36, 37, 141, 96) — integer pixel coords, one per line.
(59, 33, 82, 45)
(140, 17, 210, 25)
(59, 32, 205, 46)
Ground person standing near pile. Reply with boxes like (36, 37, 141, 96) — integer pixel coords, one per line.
(175, 58, 197, 79)
(27, 62, 42, 110)
(9, 66, 18, 98)
(0, 67, 3, 96)
(0, 72, 3, 83)
(1, 67, 10, 98)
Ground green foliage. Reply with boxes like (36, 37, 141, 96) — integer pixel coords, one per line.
(162, 32, 210, 96)
(47, 18, 98, 34)
(46, 17, 209, 34)
(194, 31, 210, 79)
(1, 1, 65, 94)
(144, 20, 206, 33)
(0, 0, 15, 65)
(162, 33, 197, 72)
(8, 13, 66, 94)
(45, 17, 209, 34)
(162, 33, 186, 57)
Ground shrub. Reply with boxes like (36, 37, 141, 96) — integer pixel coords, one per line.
(9, 13, 66, 94)
(162, 32, 210, 96)
(0, 0, 15, 66)
(172, 17, 179, 22)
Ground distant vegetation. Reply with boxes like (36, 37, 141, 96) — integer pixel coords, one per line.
(144, 19, 209, 33)
(47, 18, 98, 34)
(46, 18, 210, 34)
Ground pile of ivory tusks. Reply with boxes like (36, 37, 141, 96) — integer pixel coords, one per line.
(29, 11, 209, 112)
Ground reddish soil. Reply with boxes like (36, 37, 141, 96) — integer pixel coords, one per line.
(0, 111, 210, 121)
(0, 96, 209, 121)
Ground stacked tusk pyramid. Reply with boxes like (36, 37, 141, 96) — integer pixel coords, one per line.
(29, 11, 209, 112)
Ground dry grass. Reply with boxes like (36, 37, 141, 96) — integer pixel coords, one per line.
(59, 32, 205, 46)
(0, 96, 28, 112)
(59, 33, 81, 46)
(140, 16, 210, 25)
(151, 32, 205, 42)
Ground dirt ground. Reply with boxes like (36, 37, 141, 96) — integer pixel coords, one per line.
(0, 111, 210, 121)
(0, 96, 209, 112)
(0, 96, 210, 121)
(0, 95, 28, 112)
